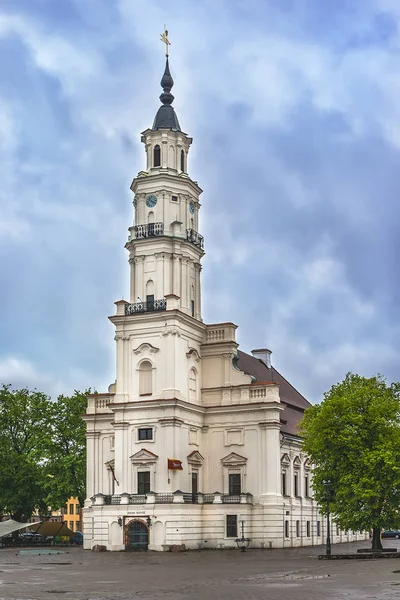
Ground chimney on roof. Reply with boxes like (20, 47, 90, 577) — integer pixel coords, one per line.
(251, 348, 272, 369)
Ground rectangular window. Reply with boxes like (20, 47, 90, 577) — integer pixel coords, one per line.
(64, 505, 68, 515)
(138, 428, 153, 441)
(228, 474, 241, 495)
(171, 195, 178, 202)
(69, 504, 74, 515)
(137, 471, 151, 494)
(191, 300, 195, 317)
(226, 515, 238, 538)
(285, 520, 289, 538)
(76, 521, 81, 532)
(69, 521, 74, 531)
(336, 524, 339, 536)
(306, 521, 311, 537)
(282, 472, 287, 495)
(304, 474, 309, 497)
(294, 473, 299, 496)
(296, 520, 300, 537)
(76, 505, 80, 515)
(146, 294, 155, 311)
(317, 521, 321, 537)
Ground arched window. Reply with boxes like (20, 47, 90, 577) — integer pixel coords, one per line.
(189, 368, 197, 401)
(139, 360, 152, 396)
(180, 149, 185, 172)
(154, 145, 161, 167)
(168, 145, 175, 169)
(148, 211, 154, 224)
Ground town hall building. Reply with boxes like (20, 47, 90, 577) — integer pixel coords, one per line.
(83, 48, 365, 551)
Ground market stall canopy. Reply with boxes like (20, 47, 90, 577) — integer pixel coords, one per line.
(0, 519, 40, 539)
(31, 522, 74, 537)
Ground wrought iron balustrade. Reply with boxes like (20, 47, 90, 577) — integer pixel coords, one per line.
(96, 492, 253, 506)
(202, 494, 215, 504)
(129, 222, 164, 240)
(125, 298, 166, 315)
(222, 494, 241, 503)
(155, 493, 174, 504)
(186, 228, 204, 249)
(183, 493, 199, 504)
(129, 494, 147, 504)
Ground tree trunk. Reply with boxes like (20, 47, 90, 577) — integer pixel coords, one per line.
(371, 527, 383, 550)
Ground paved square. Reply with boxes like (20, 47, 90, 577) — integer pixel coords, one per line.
(0, 541, 399, 600)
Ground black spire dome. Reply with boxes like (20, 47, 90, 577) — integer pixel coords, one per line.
(152, 57, 181, 131)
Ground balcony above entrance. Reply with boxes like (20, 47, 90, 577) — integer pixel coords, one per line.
(91, 492, 254, 506)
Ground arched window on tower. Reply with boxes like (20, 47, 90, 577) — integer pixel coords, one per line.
(169, 145, 175, 169)
(139, 360, 153, 396)
(154, 145, 161, 167)
(180, 149, 185, 172)
(189, 368, 197, 402)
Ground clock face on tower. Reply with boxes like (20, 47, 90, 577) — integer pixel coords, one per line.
(189, 201, 195, 214)
(146, 195, 157, 208)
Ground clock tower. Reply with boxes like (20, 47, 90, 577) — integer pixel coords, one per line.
(126, 57, 204, 321)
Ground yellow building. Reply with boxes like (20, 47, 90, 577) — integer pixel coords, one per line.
(61, 497, 81, 532)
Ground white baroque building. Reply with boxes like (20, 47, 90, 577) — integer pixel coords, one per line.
(83, 56, 366, 551)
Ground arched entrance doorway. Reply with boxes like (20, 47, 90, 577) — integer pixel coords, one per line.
(126, 520, 149, 551)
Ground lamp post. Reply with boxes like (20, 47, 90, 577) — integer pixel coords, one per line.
(322, 479, 334, 556)
(235, 518, 251, 552)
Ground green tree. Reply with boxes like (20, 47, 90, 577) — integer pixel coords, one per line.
(43, 390, 88, 509)
(300, 373, 400, 550)
(0, 385, 51, 521)
(0, 385, 88, 521)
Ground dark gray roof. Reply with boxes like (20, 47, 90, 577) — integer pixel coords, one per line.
(152, 57, 181, 132)
(152, 105, 181, 131)
(236, 350, 311, 436)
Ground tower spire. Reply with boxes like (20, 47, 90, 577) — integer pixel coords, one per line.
(152, 28, 181, 131)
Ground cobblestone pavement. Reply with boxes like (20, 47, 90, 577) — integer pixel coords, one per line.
(1, 541, 400, 600)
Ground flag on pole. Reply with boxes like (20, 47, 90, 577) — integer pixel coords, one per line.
(168, 458, 183, 470)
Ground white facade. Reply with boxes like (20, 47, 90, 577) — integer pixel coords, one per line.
(83, 58, 367, 551)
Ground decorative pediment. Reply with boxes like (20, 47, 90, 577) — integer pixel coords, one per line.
(187, 451, 204, 466)
(221, 452, 247, 467)
(304, 458, 311, 470)
(281, 453, 290, 467)
(105, 459, 115, 470)
(130, 448, 158, 465)
(293, 455, 301, 468)
(186, 348, 201, 362)
(133, 343, 159, 355)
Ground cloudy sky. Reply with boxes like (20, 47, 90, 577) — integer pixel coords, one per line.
(0, 0, 399, 403)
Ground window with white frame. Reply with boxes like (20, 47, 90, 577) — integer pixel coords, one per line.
(138, 428, 153, 441)
(226, 515, 238, 538)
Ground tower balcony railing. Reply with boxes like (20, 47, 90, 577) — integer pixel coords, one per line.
(125, 298, 166, 315)
(186, 228, 204, 250)
(129, 222, 164, 240)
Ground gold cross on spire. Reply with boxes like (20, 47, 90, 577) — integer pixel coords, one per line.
(160, 26, 171, 57)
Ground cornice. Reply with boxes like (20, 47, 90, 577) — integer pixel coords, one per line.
(131, 171, 203, 196)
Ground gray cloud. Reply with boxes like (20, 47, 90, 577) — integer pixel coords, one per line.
(0, 0, 399, 402)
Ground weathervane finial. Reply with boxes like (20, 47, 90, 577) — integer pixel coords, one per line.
(160, 26, 171, 57)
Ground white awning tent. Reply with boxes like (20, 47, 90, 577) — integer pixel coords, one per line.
(0, 519, 41, 539)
